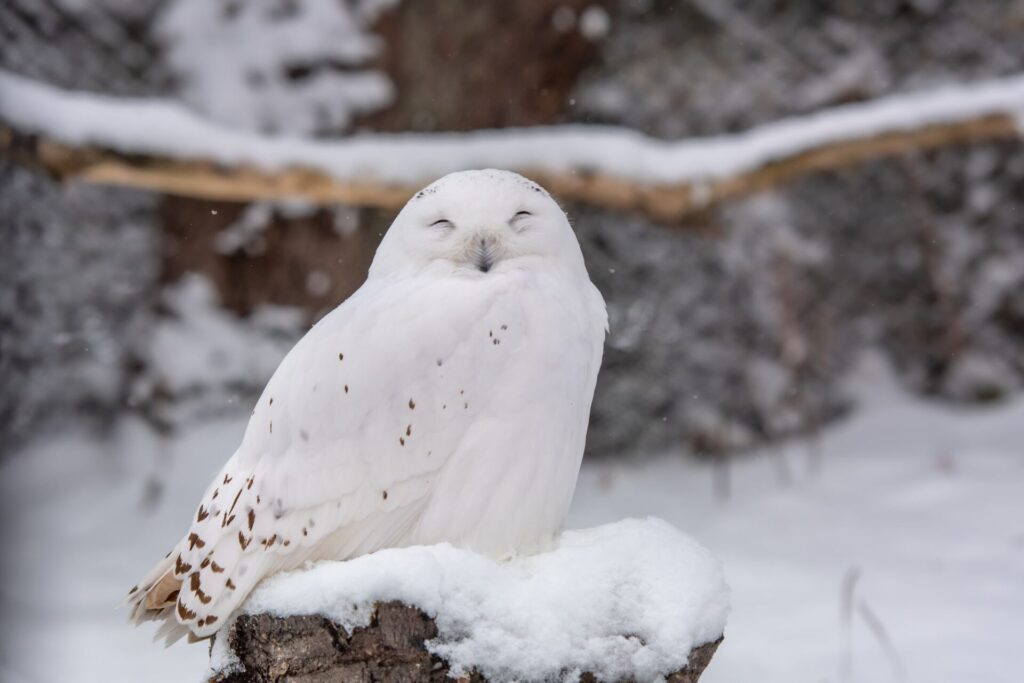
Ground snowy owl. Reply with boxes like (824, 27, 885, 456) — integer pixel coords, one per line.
(127, 169, 608, 642)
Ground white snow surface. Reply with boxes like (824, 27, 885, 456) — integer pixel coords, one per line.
(2, 69, 1023, 187)
(2, 354, 1022, 682)
(214, 518, 727, 681)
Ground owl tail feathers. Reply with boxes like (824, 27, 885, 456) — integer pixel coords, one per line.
(123, 550, 200, 646)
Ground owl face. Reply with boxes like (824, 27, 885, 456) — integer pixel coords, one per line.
(370, 170, 588, 279)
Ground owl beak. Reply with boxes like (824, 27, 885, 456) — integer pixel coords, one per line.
(471, 233, 499, 273)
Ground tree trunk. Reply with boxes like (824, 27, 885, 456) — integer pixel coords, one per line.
(208, 601, 722, 683)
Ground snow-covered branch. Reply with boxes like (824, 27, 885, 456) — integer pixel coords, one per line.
(2, 69, 1023, 221)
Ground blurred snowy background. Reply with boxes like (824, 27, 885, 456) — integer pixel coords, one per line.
(1, 1, 1022, 681)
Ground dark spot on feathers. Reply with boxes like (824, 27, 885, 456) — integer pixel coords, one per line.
(200, 557, 210, 569)
(175, 556, 192, 575)
(269, 421, 273, 433)
(128, 585, 138, 595)
(344, 385, 349, 393)
(246, 476, 254, 490)
(300, 429, 309, 441)
(408, 398, 416, 409)
(261, 534, 277, 549)
(223, 474, 232, 485)
(238, 532, 252, 550)
(226, 578, 237, 590)
(248, 509, 255, 530)
(382, 490, 388, 500)
(196, 506, 209, 522)
(501, 324, 508, 330)
(489, 330, 493, 337)
(196, 588, 211, 605)
(464, 402, 469, 409)
(269, 397, 273, 406)
(221, 513, 236, 528)
(302, 527, 308, 536)
(257, 495, 261, 504)
(442, 404, 446, 410)
(460, 389, 464, 395)
(283, 540, 291, 547)
(197, 618, 206, 628)
(399, 437, 405, 446)
(188, 533, 206, 550)
(436, 359, 443, 367)
(189, 573, 201, 591)
(493, 338, 499, 345)
(228, 488, 243, 516)
(177, 601, 197, 621)
(338, 352, 344, 361)
(212, 488, 219, 500)
(166, 589, 179, 603)
(210, 561, 224, 574)
(205, 615, 219, 625)
(406, 424, 412, 436)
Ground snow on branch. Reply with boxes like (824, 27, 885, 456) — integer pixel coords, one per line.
(2, 69, 1023, 221)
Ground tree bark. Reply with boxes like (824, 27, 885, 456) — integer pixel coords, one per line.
(207, 601, 722, 683)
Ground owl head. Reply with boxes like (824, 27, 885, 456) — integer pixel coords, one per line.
(369, 169, 588, 279)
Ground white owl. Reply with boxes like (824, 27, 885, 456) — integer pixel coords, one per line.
(126, 169, 608, 642)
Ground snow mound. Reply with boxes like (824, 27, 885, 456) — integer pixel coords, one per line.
(213, 518, 729, 682)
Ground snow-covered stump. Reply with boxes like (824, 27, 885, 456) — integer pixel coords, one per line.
(206, 519, 729, 682)
(209, 603, 723, 682)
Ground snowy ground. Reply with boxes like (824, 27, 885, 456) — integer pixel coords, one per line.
(573, 358, 1024, 683)
(1, 356, 1022, 682)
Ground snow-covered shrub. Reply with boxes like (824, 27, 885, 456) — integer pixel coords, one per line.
(0, 161, 159, 453)
(130, 274, 304, 428)
(156, 0, 397, 135)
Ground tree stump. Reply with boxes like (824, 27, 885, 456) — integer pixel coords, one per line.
(208, 601, 722, 682)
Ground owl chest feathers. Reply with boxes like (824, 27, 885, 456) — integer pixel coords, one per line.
(250, 267, 604, 555)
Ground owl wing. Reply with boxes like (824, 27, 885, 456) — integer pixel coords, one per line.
(130, 272, 541, 641)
